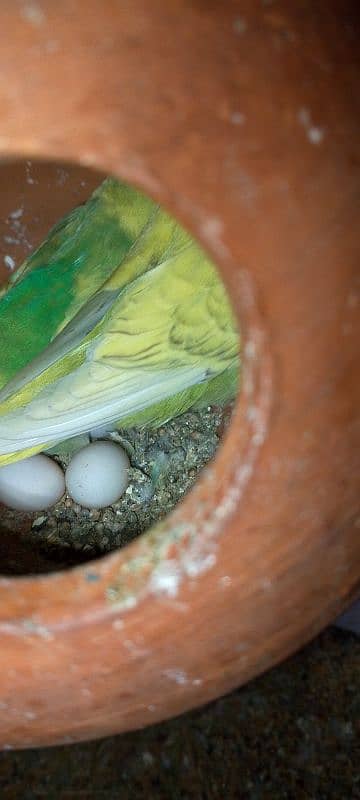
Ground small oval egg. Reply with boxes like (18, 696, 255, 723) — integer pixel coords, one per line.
(65, 441, 130, 509)
(0, 454, 65, 511)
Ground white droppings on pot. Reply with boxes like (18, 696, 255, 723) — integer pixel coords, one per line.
(183, 551, 217, 579)
(199, 216, 231, 259)
(123, 639, 150, 658)
(112, 619, 124, 631)
(297, 106, 325, 145)
(219, 575, 232, 588)
(163, 669, 188, 685)
(23, 711, 37, 720)
(3, 254, 15, 270)
(149, 560, 181, 598)
(21, 619, 54, 640)
(246, 405, 259, 423)
(21, 3, 46, 27)
(167, 600, 190, 614)
(307, 126, 324, 144)
(106, 592, 138, 611)
(244, 340, 257, 360)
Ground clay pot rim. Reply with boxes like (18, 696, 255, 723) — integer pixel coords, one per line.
(0, 150, 273, 631)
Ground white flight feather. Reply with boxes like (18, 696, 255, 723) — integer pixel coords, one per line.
(0, 364, 208, 455)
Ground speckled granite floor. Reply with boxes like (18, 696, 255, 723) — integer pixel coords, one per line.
(0, 628, 358, 799)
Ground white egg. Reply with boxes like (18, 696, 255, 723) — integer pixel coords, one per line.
(0, 454, 65, 511)
(65, 441, 130, 509)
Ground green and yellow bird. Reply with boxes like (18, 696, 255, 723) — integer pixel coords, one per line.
(0, 178, 240, 467)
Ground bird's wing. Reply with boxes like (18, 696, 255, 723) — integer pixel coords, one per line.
(0, 218, 238, 462)
(0, 179, 156, 389)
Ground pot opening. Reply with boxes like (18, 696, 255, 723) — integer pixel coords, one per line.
(0, 158, 241, 576)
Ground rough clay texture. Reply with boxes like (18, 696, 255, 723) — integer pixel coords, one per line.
(0, 0, 358, 748)
(0, 629, 358, 799)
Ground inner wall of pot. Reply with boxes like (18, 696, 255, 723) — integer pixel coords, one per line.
(0, 159, 240, 576)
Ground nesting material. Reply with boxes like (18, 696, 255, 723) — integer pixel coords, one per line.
(0, 454, 65, 511)
(65, 441, 130, 509)
(0, 408, 229, 573)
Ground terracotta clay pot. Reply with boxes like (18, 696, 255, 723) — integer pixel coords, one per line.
(0, 0, 359, 748)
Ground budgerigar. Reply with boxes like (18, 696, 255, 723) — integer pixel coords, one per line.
(0, 178, 240, 467)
